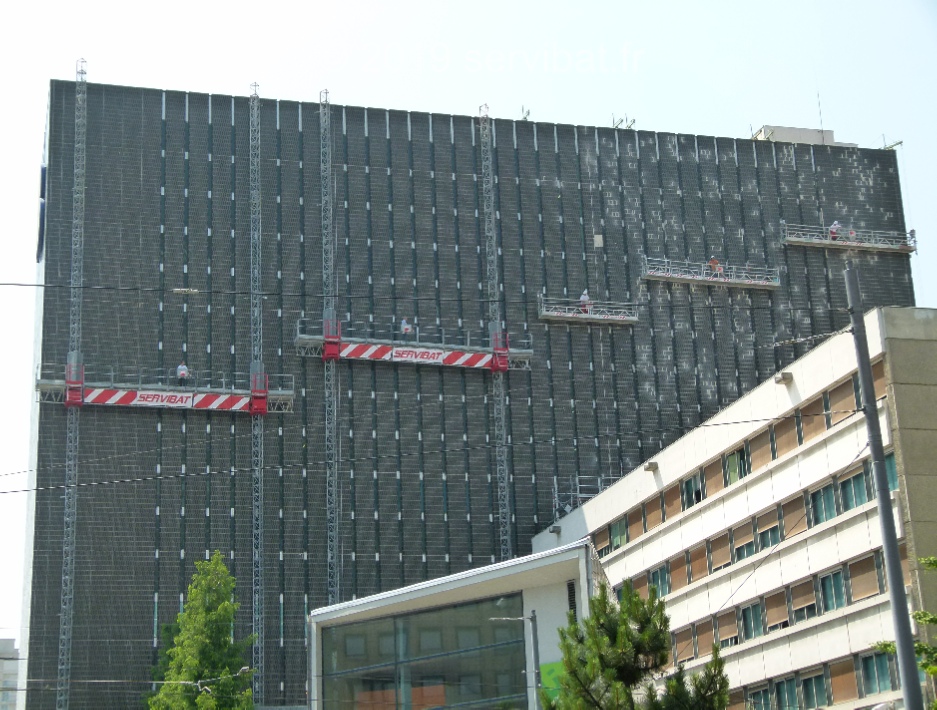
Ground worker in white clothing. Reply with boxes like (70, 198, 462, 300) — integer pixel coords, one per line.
(177, 361, 189, 387)
(400, 318, 413, 340)
(829, 220, 842, 240)
(579, 289, 592, 314)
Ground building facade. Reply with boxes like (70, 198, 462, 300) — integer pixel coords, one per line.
(535, 306, 937, 708)
(27, 74, 916, 708)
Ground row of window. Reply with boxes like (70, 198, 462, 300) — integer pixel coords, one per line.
(629, 457, 898, 599)
(666, 547, 910, 667)
(594, 364, 885, 559)
(728, 650, 913, 709)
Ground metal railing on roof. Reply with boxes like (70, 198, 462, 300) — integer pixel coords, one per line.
(781, 222, 916, 252)
(641, 256, 780, 289)
(36, 363, 294, 394)
(294, 318, 534, 352)
(537, 296, 639, 324)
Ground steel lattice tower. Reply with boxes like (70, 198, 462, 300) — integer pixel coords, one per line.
(55, 59, 87, 710)
(248, 84, 265, 705)
(320, 90, 340, 604)
(479, 106, 512, 560)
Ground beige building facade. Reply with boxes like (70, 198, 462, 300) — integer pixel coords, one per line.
(534, 307, 937, 709)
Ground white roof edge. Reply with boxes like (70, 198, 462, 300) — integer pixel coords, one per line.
(310, 538, 591, 621)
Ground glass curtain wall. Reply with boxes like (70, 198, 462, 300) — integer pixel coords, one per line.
(322, 595, 528, 709)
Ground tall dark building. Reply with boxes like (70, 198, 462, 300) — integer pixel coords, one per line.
(28, 76, 915, 708)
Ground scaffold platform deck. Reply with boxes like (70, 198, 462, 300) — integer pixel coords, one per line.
(641, 256, 780, 289)
(537, 296, 639, 324)
(781, 222, 916, 253)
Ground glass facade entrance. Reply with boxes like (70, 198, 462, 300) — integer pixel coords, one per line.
(322, 595, 528, 708)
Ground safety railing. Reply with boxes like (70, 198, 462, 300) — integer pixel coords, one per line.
(295, 318, 534, 352)
(641, 256, 780, 289)
(538, 296, 639, 323)
(781, 222, 916, 252)
(36, 363, 294, 394)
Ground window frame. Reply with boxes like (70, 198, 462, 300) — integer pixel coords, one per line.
(810, 483, 837, 526)
(860, 652, 893, 695)
(819, 569, 846, 612)
(740, 601, 764, 641)
(801, 672, 829, 709)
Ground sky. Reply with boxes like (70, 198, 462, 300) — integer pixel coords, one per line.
(1, 0, 935, 652)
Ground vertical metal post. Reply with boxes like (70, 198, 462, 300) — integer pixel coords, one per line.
(57, 58, 87, 710)
(844, 262, 923, 710)
(320, 90, 340, 604)
(530, 609, 542, 710)
(478, 104, 512, 560)
(248, 84, 265, 705)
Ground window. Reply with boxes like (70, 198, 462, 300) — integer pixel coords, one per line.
(872, 359, 886, 399)
(674, 627, 694, 663)
(819, 570, 846, 612)
(861, 652, 893, 695)
(840, 468, 868, 511)
(848, 556, 880, 602)
(774, 416, 798, 458)
(749, 429, 772, 471)
(747, 687, 770, 710)
(774, 677, 797, 710)
(689, 545, 708, 583)
(740, 602, 763, 641)
(830, 659, 859, 702)
(418, 628, 442, 653)
(682, 473, 703, 510)
(670, 553, 688, 592)
(710, 534, 731, 572)
(704, 459, 724, 495)
(791, 580, 817, 623)
(459, 674, 482, 700)
(649, 564, 670, 596)
(717, 610, 738, 648)
(378, 633, 396, 657)
(802, 673, 828, 708)
(733, 523, 755, 561)
(757, 510, 780, 550)
(811, 484, 836, 525)
(885, 452, 898, 491)
(633, 573, 649, 600)
(725, 448, 747, 485)
(645, 496, 663, 531)
(664, 484, 681, 521)
(801, 396, 827, 442)
(627, 508, 644, 541)
(595, 527, 610, 557)
(610, 518, 627, 551)
(344, 634, 366, 657)
(456, 627, 480, 649)
(782, 496, 808, 538)
(695, 619, 714, 658)
(828, 376, 859, 425)
(764, 591, 789, 632)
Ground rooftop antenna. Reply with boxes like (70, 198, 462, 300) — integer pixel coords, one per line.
(882, 135, 903, 150)
(521, 105, 530, 121)
(816, 89, 825, 145)
(612, 113, 635, 130)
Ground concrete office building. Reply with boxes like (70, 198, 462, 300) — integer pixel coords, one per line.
(27, 66, 916, 708)
(535, 306, 937, 709)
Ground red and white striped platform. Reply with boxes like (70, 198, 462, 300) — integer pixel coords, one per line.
(339, 343, 493, 369)
(82, 388, 251, 411)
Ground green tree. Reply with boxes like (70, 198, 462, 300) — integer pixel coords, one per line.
(148, 551, 254, 710)
(875, 555, 937, 709)
(543, 584, 729, 710)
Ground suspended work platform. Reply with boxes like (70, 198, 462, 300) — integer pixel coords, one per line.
(537, 295, 639, 324)
(294, 319, 533, 370)
(781, 222, 916, 253)
(641, 255, 780, 290)
(36, 364, 295, 413)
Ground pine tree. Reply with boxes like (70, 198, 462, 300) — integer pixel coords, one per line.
(543, 584, 729, 710)
(148, 552, 254, 710)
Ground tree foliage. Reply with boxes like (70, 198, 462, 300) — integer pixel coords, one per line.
(875, 555, 937, 709)
(148, 551, 254, 710)
(543, 584, 729, 710)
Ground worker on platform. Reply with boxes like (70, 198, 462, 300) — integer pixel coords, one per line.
(177, 361, 189, 387)
(708, 255, 724, 277)
(400, 317, 413, 340)
(579, 289, 592, 314)
(829, 220, 842, 240)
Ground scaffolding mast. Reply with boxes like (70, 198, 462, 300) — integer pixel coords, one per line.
(479, 105, 512, 560)
(56, 58, 87, 710)
(320, 90, 340, 604)
(248, 84, 265, 705)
